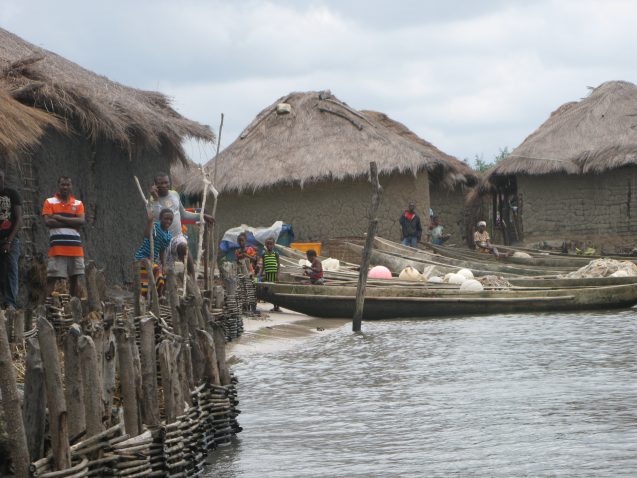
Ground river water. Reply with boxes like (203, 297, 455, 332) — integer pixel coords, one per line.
(206, 309, 637, 477)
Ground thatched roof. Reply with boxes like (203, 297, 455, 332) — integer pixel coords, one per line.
(361, 110, 478, 187)
(0, 28, 214, 161)
(184, 90, 465, 194)
(0, 86, 62, 154)
(488, 80, 637, 178)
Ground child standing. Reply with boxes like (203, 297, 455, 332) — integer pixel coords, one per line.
(259, 237, 281, 311)
(135, 208, 173, 296)
(303, 249, 324, 285)
(235, 232, 258, 276)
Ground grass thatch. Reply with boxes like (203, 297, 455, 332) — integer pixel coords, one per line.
(0, 28, 214, 162)
(361, 110, 478, 188)
(488, 80, 637, 178)
(0, 86, 62, 154)
(184, 90, 467, 194)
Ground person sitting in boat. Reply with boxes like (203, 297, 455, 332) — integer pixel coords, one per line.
(399, 202, 422, 248)
(429, 215, 451, 245)
(303, 249, 324, 285)
(474, 221, 501, 258)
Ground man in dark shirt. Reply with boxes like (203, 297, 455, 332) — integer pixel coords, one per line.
(0, 170, 22, 309)
(399, 202, 422, 248)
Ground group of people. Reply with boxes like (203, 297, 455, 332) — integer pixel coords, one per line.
(398, 202, 500, 257)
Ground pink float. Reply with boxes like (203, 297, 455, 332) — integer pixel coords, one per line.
(368, 265, 393, 279)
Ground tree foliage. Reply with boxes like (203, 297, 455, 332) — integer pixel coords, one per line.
(468, 147, 510, 172)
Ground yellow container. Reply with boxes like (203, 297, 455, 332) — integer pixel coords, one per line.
(290, 242, 321, 256)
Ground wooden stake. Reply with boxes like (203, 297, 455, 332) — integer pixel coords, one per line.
(0, 310, 30, 476)
(114, 326, 140, 437)
(139, 316, 160, 427)
(132, 262, 142, 318)
(144, 258, 161, 318)
(196, 329, 220, 385)
(353, 161, 383, 332)
(85, 261, 103, 313)
(165, 269, 182, 336)
(23, 337, 47, 462)
(209, 113, 224, 291)
(64, 324, 85, 438)
(102, 304, 117, 426)
(194, 169, 211, 283)
(211, 323, 231, 386)
(78, 335, 104, 438)
(37, 315, 71, 470)
(158, 340, 179, 423)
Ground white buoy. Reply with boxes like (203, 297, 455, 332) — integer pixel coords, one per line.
(459, 279, 484, 292)
(399, 266, 424, 281)
(427, 276, 443, 283)
(457, 268, 474, 280)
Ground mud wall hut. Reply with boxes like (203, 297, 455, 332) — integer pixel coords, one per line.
(0, 28, 214, 287)
(479, 81, 637, 251)
(183, 91, 469, 245)
(361, 111, 478, 245)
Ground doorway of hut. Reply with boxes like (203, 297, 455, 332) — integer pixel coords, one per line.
(491, 175, 522, 245)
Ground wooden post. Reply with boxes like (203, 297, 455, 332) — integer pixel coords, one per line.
(23, 337, 47, 462)
(203, 225, 209, 291)
(37, 316, 71, 470)
(196, 329, 220, 385)
(64, 324, 85, 438)
(209, 113, 224, 292)
(132, 261, 142, 318)
(165, 269, 182, 336)
(211, 323, 231, 385)
(176, 342, 193, 406)
(78, 335, 104, 438)
(85, 261, 103, 313)
(13, 309, 24, 343)
(180, 300, 204, 383)
(0, 310, 30, 476)
(127, 317, 144, 434)
(158, 340, 179, 423)
(139, 316, 160, 427)
(144, 259, 161, 318)
(114, 326, 140, 437)
(102, 304, 117, 425)
(353, 161, 383, 332)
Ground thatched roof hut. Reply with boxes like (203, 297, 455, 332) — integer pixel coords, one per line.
(184, 90, 469, 244)
(184, 90, 468, 195)
(0, 28, 214, 286)
(0, 28, 213, 160)
(477, 81, 637, 249)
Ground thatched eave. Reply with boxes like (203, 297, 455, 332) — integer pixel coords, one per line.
(0, 28, 214, 163)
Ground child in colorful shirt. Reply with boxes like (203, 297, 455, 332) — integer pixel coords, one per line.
(135, 208, 173, 296)
(259, 237, 281, 311)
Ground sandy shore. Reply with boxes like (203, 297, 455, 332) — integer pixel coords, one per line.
(226, 306, 349, 362)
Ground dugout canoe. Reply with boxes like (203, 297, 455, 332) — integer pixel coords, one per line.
(345, 242, 558, 278)
(373, 237, 570, 276)
(257, 282, 637, 320)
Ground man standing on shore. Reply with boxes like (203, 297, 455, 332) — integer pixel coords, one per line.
(42, 177, 86, 297)
(0, 170, 22, 309)
(399, 202, 422, 248)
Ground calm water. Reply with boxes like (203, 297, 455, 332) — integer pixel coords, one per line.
(206, 309, 637, 477)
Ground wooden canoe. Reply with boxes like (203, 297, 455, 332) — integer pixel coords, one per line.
(257, 282, 637, 320)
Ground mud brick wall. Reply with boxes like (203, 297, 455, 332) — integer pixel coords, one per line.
(517, 166, 637, 248)
(216, 170, 430, 244)
(429, 184, 470, 245)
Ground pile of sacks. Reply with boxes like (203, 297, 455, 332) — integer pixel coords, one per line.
(562, 258, 637, 278)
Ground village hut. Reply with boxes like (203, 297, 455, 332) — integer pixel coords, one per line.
(361, 110, 478, 244)
(183, 90, 470, 246)
(0, 28, 214, 287)
(477, 80, 637, 251)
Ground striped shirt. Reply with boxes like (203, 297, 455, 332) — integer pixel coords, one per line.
(134, 222, 172, 262)
(262, 250, 279, 273)
(42, 195, 85, 257)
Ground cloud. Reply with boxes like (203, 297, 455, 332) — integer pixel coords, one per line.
(3, 0, 637, 165)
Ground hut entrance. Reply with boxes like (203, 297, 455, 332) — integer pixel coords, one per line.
(491, 175, 523, 245)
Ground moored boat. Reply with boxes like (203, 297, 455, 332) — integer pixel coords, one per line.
(258, 282, 637, 320)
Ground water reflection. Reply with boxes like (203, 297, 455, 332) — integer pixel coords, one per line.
(206, 309, 637, 477)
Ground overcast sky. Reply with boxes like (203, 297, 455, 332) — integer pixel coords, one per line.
(2, 0, 637, 165)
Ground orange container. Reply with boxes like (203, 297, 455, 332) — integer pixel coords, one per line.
(290, 242, 322, 256)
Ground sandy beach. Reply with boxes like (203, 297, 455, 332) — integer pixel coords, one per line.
(226, 306, 350, 361)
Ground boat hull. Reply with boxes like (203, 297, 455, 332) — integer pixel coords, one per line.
(258, 283, 637, 320)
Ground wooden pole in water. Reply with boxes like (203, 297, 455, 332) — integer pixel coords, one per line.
(0, 310, 30, 477)
(352, 161, 383, 332)
(139, 316, 160, 427)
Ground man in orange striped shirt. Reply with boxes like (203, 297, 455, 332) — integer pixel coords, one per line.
(42, 177, 86, 297)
